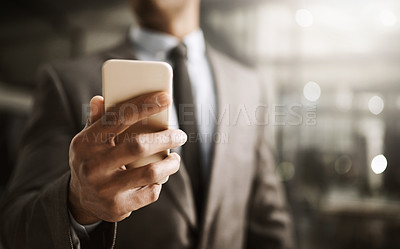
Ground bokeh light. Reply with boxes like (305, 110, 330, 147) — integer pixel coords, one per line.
(277, 162, 295, 181)
(371, 154, 388, 174)
(296, 9, 314, 27)
(303, 81, 321, 101)
(334, 155, 352, 175)
(368, 95, 384, 115)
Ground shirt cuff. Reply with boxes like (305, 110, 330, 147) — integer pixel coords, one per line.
(68, 210, 102, 239)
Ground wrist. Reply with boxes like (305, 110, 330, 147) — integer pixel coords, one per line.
(68, 181, 100, 225)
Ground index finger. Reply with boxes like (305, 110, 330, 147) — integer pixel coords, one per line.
(90, 91, 171, 138)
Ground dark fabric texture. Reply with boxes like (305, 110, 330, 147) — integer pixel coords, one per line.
(169, 43, 204, 222)
(0, 41, 294, 249)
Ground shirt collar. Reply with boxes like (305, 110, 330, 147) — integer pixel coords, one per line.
(129, 26, 207, 61)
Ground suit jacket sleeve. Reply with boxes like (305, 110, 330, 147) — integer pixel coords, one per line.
(0, 64, 115, 249)
(245, 85, 295, 249)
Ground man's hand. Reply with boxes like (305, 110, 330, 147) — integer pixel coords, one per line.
(68, 92, 186, 224)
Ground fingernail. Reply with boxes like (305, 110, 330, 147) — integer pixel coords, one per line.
(155, 93, 170, 107)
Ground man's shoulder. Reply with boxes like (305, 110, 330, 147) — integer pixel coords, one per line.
(35, 41, 136, 128)
(45, 41, 135, 82)
(207, 46, 259, 85)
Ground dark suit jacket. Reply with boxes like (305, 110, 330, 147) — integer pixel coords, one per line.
(0, 41, 294, 249)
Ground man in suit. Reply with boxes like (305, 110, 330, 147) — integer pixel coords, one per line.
(0, 0, 294, 248)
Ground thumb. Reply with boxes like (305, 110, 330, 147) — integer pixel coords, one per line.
(86, 95, 104, 127)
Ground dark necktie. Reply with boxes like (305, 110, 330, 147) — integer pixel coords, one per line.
(169, 43, 204, 219)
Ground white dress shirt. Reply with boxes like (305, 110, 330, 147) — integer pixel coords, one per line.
(70, 26, 216, 239)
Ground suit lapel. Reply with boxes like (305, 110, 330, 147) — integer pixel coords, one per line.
(164, 158, 197, 227)
(199, 46, 232, 240)
(199, 46, 259, 246)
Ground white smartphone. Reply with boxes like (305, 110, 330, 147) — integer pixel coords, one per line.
(102, 59, 173, 172)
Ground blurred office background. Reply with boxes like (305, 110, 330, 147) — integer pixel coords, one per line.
(1, 0, 400, 248)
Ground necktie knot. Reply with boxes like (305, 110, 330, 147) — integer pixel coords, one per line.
(169, 43, 188, 61)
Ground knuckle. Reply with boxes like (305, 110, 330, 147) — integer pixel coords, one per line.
(132, 136, 146, 155)
(119, 105, 134, 125)
(70, 135, 80, 148)
(70, 133, 85, 151)
(145, 164, 162, 183)
(148, 185, 161, 202)
(69, 133, 93, 169)
(136, 97, 147, 112)
(104, 195, 124, 218)
(120, 101, 142, 125)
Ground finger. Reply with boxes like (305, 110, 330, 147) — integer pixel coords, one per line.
(98, 184, 162, 223)
(112, 153, 181, 190)
(158, 176, 169, 185)
(100, 129, 186, 171)
(86, 96, 104, 128)
(90, 91, 171, 137)
(126, 183, 162, 212)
